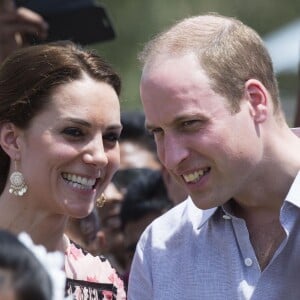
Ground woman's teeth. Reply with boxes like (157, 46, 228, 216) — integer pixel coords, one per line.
(62, 173, 96, 190)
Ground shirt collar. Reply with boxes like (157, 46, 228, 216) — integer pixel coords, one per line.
(190, 170, 300, 229)
(187, 171, 300, 230)
(185, 197, 217, 230)
(285, 170, 300, 208)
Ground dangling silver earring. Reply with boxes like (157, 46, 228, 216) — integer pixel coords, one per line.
(96, 194, 106, 207)
(9, 160, 28, 197)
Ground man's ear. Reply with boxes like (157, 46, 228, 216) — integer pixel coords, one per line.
(0, 122, 22, 159)
(245, 79, 268, 123)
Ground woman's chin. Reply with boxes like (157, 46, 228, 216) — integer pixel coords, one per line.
(67, 205, 94, 219)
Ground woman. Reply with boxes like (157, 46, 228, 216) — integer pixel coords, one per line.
(0, 41, 126, 299)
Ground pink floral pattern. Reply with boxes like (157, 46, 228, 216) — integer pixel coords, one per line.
(69, 243, 84, 260)
(64, 238, 126, 300)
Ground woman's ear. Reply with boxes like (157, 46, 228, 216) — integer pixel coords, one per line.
(245, 79, 269, 124)
(0, 122, 21, 159)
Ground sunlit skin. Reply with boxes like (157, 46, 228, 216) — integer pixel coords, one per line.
(140, 52, 300, 212)
(0, 74, 121, 250)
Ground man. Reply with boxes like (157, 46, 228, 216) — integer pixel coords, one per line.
(119, 111, 161, 170)
(128, 13, 300, 299)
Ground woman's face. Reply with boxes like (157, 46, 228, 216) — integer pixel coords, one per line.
(17, 75, 121, 218)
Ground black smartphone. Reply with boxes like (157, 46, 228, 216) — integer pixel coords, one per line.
(15, 1, 116, 45)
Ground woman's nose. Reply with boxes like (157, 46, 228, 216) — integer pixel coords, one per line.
(82, 137, 108, 167)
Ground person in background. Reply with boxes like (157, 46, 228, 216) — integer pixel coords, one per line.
(294, 74, 300, 127)
(128, 13, 300, 299)
(120, 169, 173, 289)
(0, 230, 52, 300)
(96, 176, 128, 274)
(96, 111, 162, 275)
(96, 168, 151, 275)
(121, 110, 188, 204)
(0, 41, 125, 299)
(0, 0, 48, 64)
(64, 207, 101, 256)
(119, 110, 161, 170)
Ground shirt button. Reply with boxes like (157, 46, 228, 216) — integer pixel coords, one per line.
(222, 214, 231, 220)
(244, 258, 253, 267)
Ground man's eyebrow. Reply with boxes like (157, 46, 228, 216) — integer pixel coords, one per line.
(145, 113, 199, 131)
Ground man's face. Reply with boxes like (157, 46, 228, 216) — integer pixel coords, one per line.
(140, 53, 263, 209)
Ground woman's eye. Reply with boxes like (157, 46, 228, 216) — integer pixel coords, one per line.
(62, 127, 84, 137)
(103, 132, 120, 143)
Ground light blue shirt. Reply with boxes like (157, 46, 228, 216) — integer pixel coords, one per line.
(128, 172, 300, 300)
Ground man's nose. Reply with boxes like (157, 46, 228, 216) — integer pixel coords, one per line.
(159, 133, 188, 171)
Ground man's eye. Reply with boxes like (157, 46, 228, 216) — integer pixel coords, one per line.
(62, 127, 83, 137)
(182, 120, 197, 127)
(181, 120, 204, 129)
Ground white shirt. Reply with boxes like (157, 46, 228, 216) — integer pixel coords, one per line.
(128, 172, 300, 300)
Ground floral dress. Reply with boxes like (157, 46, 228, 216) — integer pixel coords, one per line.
(64, 237, 126, 300)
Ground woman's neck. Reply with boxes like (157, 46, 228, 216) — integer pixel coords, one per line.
(0, 194, 68, 252)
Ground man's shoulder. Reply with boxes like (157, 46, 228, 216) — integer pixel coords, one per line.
(139, 197, 217, 249)
(150, 197, 196, 230)
(151, 196, 216, 228)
